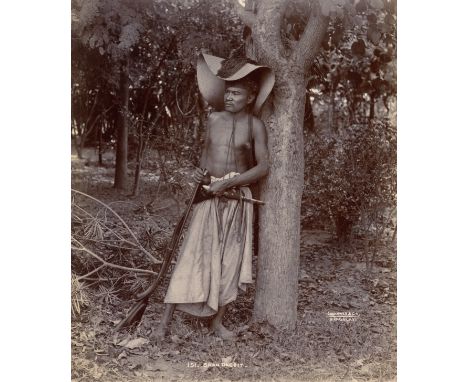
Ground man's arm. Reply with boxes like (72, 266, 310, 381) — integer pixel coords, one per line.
(199, 114, 212, 169)
(193, 114, 212, 183)
(210, 118, 269, 192)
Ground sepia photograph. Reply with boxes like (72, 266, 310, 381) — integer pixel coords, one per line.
(71, 0, 397, 380)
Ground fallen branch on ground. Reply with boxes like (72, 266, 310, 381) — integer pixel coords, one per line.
(72, 238, 157, 276)
(72, 188, 160, 264)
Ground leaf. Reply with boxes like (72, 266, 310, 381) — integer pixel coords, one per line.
(102, 31, 109, 44)
(355, 0, 368, 13)
(384, 13, 395, 26)
(170, 335, 183, 344)
(89, 35, 96, 49)
(99, 47, 105, 55)
(146, 360, 169, 371)
(221, 356, 233, 364)
(377, 21, 392, 33)
(200, 365, 210, 372)
(118, 337, 149, 349)
(320, 1, 331, 17)
(369, 0, 384, 10)
(351, 39, 366, 56)
(367, 13, 377, 25)
(331, 24, 344, 46)
(117, 351, 127, 360)
(353, 15, 364, 27)
(118, 22, 143, 50)
(367, 28, 381, 45)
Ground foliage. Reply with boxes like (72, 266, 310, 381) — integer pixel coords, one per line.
(71, 189, 173, 299)
(296, 0, 397, 243)
(312, 0, 397, 116)
(72, 273, 90, 317)
(72, 0, 244, 175)
(303, 118, 396, 243)
(73, 0, 156, 60)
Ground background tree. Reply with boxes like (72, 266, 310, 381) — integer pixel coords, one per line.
(72, 0, 243, 191)
(303, 0, 396, 244)
(73, 0, 161, 189)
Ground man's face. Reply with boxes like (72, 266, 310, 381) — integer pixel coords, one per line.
(224, 84, 255, 113)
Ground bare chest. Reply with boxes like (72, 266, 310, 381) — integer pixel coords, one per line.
(207, 120, 252, 151)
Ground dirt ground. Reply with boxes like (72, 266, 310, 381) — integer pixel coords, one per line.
(71, 151, 396, 382)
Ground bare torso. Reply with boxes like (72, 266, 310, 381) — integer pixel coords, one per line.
(203, 111, 254, 177)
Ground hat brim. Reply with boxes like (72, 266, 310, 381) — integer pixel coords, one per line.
(196, 53, 275, 115)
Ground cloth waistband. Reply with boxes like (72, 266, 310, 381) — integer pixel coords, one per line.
(202, 172, 239, 190)
(210, 172, 239, 182)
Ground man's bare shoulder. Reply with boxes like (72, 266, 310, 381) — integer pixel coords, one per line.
(208, 111, 230, 125)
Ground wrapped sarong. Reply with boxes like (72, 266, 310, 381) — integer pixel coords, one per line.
(164, 172, 253, 317)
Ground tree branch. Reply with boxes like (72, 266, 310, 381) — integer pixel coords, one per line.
(84, 91, 99, 129)
(71, 189, 159, 264)
(252, 0, 289, 66)
(294, 0, 329, 70)
(293, 1, 329, 71)
(72, 239, 157, 276)
(83, 104, 114, 141)
(231, 0, 256, 28)
(73, 234, 157, 254)
(77, 264, 106, 281)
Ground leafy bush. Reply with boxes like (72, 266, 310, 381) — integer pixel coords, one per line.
(303, 118, 396, 243)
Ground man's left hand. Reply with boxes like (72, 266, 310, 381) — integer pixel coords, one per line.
(207, 180, 230, 195)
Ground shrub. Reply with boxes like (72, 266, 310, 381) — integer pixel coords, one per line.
(303, 118, 396, 244)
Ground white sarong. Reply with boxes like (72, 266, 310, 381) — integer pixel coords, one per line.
(164, 173, 253, 317)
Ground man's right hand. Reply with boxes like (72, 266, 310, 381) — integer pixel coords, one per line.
(193, 168, 210, 185)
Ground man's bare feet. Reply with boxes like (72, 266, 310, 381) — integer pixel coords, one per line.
(209, 323, 236, 340)
(152, 324, 169, 342)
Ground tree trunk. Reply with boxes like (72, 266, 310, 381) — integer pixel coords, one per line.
(253, 69, 306, 329)
(235, 0, 328, 330)
(328, 83, 337, 133)
(304, 95, 315, 132)
(132, 85, 153, 196)
(131, 128, 146, 197)
(114, 63, 129, 189)
(79, 131, 86, 160)
(73, 131, 83, 160)
(369, 94, 375, 123)
(194, 91, 204, 145)
(98, 125, 103, 166)
(72, 119, 84, 159)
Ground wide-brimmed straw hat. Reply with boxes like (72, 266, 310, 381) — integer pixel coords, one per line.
(196, 53, 275, 115)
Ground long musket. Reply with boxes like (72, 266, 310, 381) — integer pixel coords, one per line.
(115, 171, 208, 330)
(115, 173, 265, 330)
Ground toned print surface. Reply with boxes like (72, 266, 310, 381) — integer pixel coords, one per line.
(71, 0, 396, 381)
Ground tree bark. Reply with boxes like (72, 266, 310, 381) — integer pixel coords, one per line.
(114, 63, 129, 190)
(98, 125, 103, 166)
(253, 68, 306, 329)
(304, 94, 315, 132)
(236, 0, 328, 330)
(131, 128, 146, 197)
(73, 125, 83, 159)
(369, 94, 375, 123)
(132, 86, 153, 196)
(328, 87, 335, 133)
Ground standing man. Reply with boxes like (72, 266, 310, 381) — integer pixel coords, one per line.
(154, 53, 275, 340)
